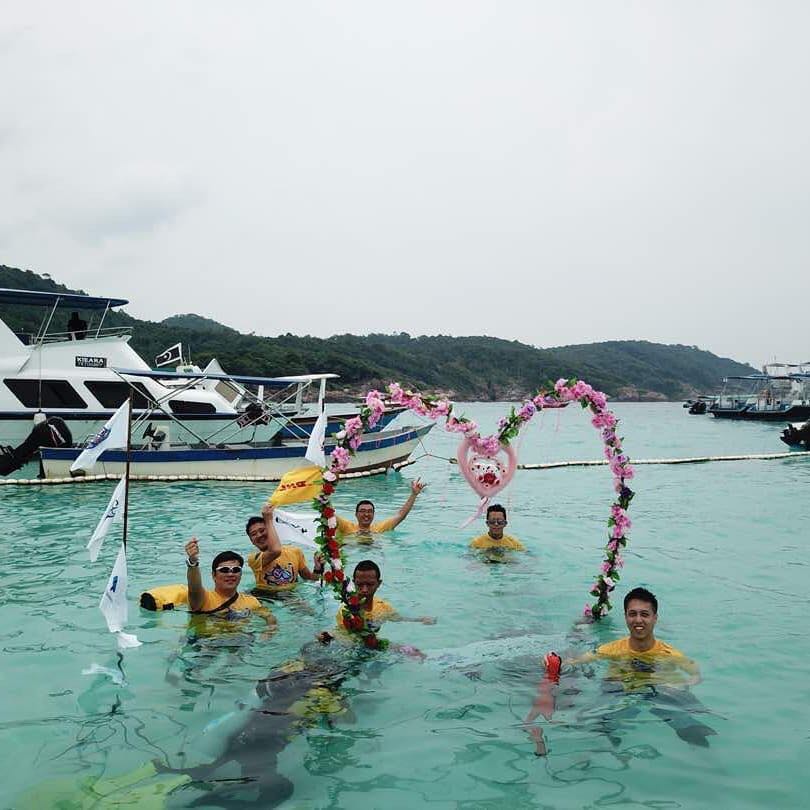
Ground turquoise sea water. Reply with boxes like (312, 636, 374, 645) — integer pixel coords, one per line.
(1, 403, 808, 808)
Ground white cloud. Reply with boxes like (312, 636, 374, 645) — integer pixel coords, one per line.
(1, 1, 808, 366)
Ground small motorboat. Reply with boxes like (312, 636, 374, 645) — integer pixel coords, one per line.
(780, 420, 810, 450)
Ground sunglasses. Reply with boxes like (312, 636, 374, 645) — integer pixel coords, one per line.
(487, 519, 506, 526)
(215, 566, 242, 574)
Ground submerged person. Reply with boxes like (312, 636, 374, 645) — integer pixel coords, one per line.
(184, 538, 276, 634)
(469, 504, 525, 553)
(318, 559, 436, 645)
(160, 641, 353, 806)
(336, 478, 427, 541)
(246, 503, 324, 594)
(525, 587, 715, 755)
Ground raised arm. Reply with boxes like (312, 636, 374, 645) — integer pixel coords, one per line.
(300, 551, 325, 582)
(184, 537, 205, 612)
(259, 502, 283, 565)
(388, 478, 427, 529)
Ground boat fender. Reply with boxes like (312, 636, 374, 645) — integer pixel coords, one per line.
(139, 584, 189, 611)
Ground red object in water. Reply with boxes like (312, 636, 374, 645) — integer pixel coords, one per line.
(544, 652, 562, 683)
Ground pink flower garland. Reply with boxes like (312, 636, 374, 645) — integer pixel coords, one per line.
(315, 379, 634, 624)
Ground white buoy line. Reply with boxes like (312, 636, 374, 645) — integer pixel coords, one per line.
(2, 450, 808, 486)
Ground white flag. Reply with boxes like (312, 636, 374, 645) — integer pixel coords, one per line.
(304, 407, 327, 468)
(273, 509, 319, 550)
(71, 400, 130, 472)
(99, 541, 141, 648)
(87, 476, 126, 562)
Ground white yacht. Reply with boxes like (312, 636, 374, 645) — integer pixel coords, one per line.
(0, 288, 399, 463)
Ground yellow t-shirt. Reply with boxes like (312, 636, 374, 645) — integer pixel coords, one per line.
(193, 589, 262, 620)
(335, 597, 397, 635)
(336, 515, 398, 538)
(248, 546, 307, 592)
(596, 637, 695, 690)
(469, 533, 526, 551)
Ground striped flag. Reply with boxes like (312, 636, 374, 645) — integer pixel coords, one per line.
(155, 342, 182, 367)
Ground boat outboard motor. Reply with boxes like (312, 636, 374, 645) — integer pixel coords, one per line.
(0, 417, 73, 476)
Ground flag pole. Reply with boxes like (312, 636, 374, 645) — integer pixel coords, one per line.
(122, 391, 133, 550)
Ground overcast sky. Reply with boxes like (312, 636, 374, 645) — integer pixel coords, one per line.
(2, 1, 808, 368)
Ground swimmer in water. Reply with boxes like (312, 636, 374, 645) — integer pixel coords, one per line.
(525, 587, 715, 755)
(469, 504, 526, 556)
(245, 503, 324, 594)
(336, 478, 427, 542)
(184, 539, 276, 633)
(318, 559, 436, 651)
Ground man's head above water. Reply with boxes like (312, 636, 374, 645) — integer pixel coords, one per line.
(485, 504, 507, 539)
(354, 500, 376, 530)
(352, 559, 381, 603)
(623, 586, 658, 648)
(245, 515, 266, 548)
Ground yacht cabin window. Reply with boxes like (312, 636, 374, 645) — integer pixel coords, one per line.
(4, 379, 87, 409)
(84, 381, 155, 409)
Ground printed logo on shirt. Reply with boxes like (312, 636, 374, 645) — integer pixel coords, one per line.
(264, 563, 296, 586)
(223, 608, 252, 620)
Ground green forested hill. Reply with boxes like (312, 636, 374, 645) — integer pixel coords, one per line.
(0, 264, 756, 399)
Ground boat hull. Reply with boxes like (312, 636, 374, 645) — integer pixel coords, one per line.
(0, 406, 402, 447)
(710, 404, 810, 421)
(39, 424, 432, 480)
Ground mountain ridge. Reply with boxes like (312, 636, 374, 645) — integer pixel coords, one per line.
(0, 263, 757, 400)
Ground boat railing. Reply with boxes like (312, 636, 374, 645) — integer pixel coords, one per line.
(23, 326, 133, 345)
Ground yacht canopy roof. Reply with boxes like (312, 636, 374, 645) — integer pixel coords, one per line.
(0, 288, 128, 309)
(113, 368, 339, 388)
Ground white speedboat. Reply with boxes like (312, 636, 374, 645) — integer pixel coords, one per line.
(39, 422, 433, 480)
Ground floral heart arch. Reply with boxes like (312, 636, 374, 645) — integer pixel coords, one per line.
(311, 379, 635, 648)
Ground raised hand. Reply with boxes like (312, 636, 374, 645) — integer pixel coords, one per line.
(411, 477, 427, 496)
(185, 537, 200, 563)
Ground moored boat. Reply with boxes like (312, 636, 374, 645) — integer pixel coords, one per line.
(709, 366, 810, 421)
(39, 423, 433, 479)
(780, 419, 810, 451)
(0, 288, 401, 470)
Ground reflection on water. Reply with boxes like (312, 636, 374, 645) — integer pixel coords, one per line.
(3, 404, 810, 808)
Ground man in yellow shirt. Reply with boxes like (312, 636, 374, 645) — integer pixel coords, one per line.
(336, 478, 427, 541)
(183, 538, 276, 632)
(318, 559, 435, 646)
(245, 504, 323, 594)
(525, 587, 713, 755)
(469, 504, 525, 552)
(567, 587, 700, 686)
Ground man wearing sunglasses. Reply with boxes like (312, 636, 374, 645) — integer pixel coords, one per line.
(184, 538, 276, 629)
(469, 504, 525, 551)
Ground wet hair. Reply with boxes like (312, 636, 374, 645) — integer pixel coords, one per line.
(212, 550, 244, 574)
(355, 500, 375, 514)
(353, 559, 381, 580)
(486, 503, 507, 521)
(245, 516, 263, 536)
(624, 587, 658, 614)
